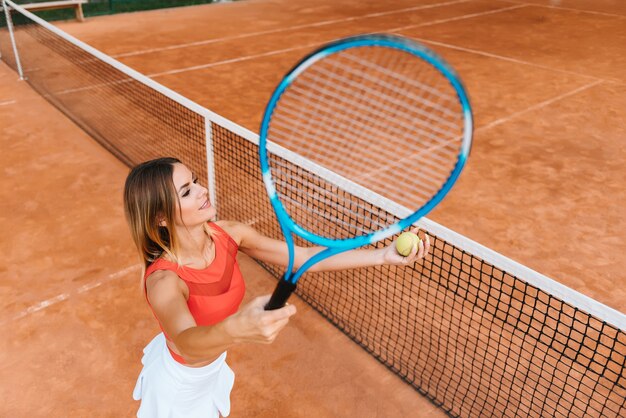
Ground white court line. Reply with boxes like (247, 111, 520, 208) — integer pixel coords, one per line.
(475, 80, 604, 132)
(389, 4, 525, 32)
(501, 0, 626, 19)
(113, 0, 474, 58)
(0, 99, 16, 106)
(7, 293, 72, 322)
(148, 42, 320, 78)
(406, 36, 606, 81)
(147, 4, 526, 78)
(3, 264, 141, 324)
(145, 2, 624, 84)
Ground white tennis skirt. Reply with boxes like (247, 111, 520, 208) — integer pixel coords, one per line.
(133, 333, 235, 418)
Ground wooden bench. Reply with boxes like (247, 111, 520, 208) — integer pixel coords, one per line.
(18, 0, 87, 22)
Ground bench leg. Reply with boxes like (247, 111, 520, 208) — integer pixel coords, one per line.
(75, 4, 84, 22)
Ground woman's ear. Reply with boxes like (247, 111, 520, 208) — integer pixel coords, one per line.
(157, 215, 167, 227)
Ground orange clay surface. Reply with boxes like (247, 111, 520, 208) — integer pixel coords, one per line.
(1, 0, 625, 416)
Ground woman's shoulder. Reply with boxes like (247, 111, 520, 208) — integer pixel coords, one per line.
(145, 269, 187, 303)
(213, 220, 244, 246)
(145, 256, 177, 276)
(146, 268, 179, 287)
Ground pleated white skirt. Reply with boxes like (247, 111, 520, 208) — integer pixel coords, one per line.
(133, 333, 235, 418)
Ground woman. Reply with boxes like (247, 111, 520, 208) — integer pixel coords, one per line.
(124, 157, 430, 417)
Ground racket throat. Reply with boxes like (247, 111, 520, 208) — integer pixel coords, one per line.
(265, 277, 298, 310)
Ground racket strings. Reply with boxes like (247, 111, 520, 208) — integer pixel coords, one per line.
(276, 81, 461, 157)
(322, 53, 461, 125)
(273, 101, 461, 182)
(278, 190, 385, 237)
(320, 51, 461, 138)
(271, 134, 453, 201)
(276, 162, 432, 217)
(335, 47, 458, 103)
(273, 89, 460, 179)
(273, 161, 389, 222)
(271, 159, 395, 236)
(274, 52, 461, 147)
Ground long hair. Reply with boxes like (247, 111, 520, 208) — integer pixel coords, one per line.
(124, 157, 182, 276)
(124, 157, 215, 285)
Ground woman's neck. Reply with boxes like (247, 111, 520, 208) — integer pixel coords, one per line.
(175, 223, 213, 264)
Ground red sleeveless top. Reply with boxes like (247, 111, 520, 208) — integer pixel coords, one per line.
(144, 223, 246, 364)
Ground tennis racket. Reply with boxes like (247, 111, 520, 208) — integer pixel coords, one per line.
(260, 34, 473, 310)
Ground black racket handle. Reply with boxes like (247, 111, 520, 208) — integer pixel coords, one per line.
(265, 278, 297, 310)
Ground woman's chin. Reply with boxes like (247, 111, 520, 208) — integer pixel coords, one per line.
(201, 208, 217, 222)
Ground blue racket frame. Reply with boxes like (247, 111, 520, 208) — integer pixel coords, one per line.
(260, 34, 473, 309)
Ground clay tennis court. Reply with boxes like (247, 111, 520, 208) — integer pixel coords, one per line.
(1, 0, 625, 416)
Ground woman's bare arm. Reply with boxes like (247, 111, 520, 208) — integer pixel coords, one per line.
(146, 270, 296, 365)
(219, 220, 430, 272)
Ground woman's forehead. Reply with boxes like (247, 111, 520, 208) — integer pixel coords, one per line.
(171, 163, 192, 186)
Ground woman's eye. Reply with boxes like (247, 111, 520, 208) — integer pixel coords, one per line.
(182, 190, 190, 197)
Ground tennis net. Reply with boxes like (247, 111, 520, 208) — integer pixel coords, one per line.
(1, 1, 624, 416)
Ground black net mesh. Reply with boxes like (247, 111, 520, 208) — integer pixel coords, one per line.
(214, 123, 625, 418)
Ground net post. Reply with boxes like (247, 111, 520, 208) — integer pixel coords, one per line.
(75, 2, 85, 22)
(2, 0, 24, 80)
(204, 116, 218, 219)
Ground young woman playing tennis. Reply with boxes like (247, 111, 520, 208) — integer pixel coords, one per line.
(124, 157, 430, 418)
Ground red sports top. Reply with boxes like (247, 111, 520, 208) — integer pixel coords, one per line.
(144, 223, 246, 364)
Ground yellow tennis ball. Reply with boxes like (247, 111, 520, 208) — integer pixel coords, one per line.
(395, 232, 420, 257)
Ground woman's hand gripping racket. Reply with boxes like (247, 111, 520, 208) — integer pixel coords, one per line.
(260, 34, 473, 310)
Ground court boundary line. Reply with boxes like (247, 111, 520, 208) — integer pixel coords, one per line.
(112, 0, 475, 58)
(388, 3, 524, 32)
(2, 264, 141, 324)
(148, 4, 526, 78)
(123, 2, 624, 86)
(0, 99, 16, 106)
(502, 0, 626, 19)
(475, 79, 604, 132)
(405, 36, 611, 82)
(148, 42, 319, 78)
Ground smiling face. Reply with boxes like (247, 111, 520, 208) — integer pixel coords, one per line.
(171, 163, 216, 227)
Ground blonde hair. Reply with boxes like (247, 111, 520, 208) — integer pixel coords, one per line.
(123, 157, 214, 283)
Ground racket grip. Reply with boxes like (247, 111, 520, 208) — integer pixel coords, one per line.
(264, 278, 297, 310)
